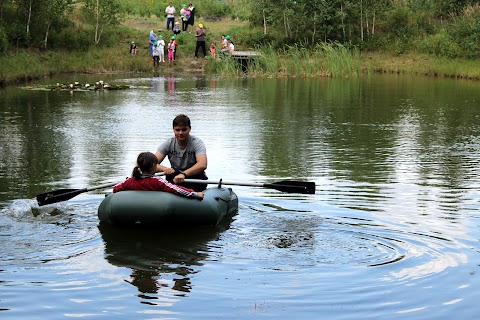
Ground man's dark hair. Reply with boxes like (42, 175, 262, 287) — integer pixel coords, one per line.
(173, 114, 191, 128)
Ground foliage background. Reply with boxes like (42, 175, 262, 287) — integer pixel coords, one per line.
(2, 0, 480, 58)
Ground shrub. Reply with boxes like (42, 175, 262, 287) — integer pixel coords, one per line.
(419, 29, 459, 58)
(447, 5, 480, 59)
(0, 27, 8, 54)
(383, 6, 415, 41)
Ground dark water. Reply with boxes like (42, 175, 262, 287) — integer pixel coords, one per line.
(1, 73, 480, 319)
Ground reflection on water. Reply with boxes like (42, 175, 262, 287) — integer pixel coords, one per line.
(0, 74, 480, 319)
(98, 215, 233, 296)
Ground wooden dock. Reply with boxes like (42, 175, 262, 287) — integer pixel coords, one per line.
(232, 51, 261, 59)
(231, 51, 261, 72)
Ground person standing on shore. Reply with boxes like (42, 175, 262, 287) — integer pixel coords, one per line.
(167, 38, 175, 63)
(194, 23, 207, 59)
(148, 30, 157, 56)
(172, 36, 178, 60)
(157, 35, 165, 63)
(180, 4, 190, 32)
(165, 2, 176, 31)
(152, 41, 161, 67)
(228, 36, 235, 53)
(187, 3, 196, 33)
(210, 41, 216, 59)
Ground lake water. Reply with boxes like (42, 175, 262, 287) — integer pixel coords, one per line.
(1, 73, 479, 319)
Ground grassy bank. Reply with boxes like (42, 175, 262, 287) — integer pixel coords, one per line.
(3, 16, 480, 86)
(362, 52, 480, 80)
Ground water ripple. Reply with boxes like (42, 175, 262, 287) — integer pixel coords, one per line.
(0, 198, 100, 267)
(214, 196, 471, 285)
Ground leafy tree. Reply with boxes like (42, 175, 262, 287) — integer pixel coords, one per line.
(81, 0, 121, 45)
(0, 26, 7, 53)
(37, 0, 72, 49)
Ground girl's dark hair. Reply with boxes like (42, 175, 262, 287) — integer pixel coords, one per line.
(132, 152, 158, 179)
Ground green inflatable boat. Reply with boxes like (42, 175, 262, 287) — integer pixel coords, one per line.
(97, 187, 238, 227)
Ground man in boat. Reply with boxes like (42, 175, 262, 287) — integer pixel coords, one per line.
(155, 114, 208, 191)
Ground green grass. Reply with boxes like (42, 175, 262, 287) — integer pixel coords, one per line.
(361, 52, 480, 79)
(4, 16, 480, 86)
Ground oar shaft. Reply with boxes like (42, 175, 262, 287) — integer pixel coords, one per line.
(184, 179, 316, 194)
(85, 181, 118, 192)
(185, 179, 265, 187)
(37, 173, 165, 206)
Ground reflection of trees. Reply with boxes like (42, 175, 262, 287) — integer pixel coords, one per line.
(0, 83, 131, 201)
(248, 76, 480, 188)
(0, 89, 81, 199)
(98, 216, 232, 296)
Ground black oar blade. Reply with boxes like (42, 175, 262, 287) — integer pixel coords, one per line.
(268, 181, 316, 194)
(36, 188, 86, 206)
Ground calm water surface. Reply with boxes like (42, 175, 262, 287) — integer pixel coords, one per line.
(1, 73, 480, 319)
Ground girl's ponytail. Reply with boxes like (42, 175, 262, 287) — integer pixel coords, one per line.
(132, 166, 142, 179)
(132, 152, 158, 178)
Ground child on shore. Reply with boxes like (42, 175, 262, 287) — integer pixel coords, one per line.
(168, 38, 176, 63)
(173, 21, 181, 35)
(157, 35, 165, 62)
(172, 36, 178, 60)
(210, 41, 216, 59)
(129, 41, 137, 55)
(113, 152, 204, 200)
(220, 35, 228, 58)
(152, 41, 161, 67)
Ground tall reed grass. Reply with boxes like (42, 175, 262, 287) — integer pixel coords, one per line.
(205, 42, 361, 78)
(242, 42, 361, 78)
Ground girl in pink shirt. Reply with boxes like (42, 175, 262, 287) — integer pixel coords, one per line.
(168, 39, 176, 62)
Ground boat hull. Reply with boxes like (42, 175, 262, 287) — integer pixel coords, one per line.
(97, 187, 238, 227)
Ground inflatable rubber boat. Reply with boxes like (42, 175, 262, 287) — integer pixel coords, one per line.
(97, 187, 238, 227)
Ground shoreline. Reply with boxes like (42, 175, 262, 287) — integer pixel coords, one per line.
(2, 49, 480, 88)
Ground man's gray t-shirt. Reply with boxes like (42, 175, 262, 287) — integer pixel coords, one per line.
(157, 135, 206, 171)
(196, 28, 206, 41)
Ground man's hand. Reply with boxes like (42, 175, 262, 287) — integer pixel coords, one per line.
(163, 167, 175, 175)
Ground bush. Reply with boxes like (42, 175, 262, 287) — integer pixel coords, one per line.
(58, 28, 92, 51)
(236, 26, 284, 49)
(6, 22, 28, 49)
(419, 29, 459, 58)
(447, 7, 480, 59)
(383, 6, 415, 41)
(0, 27, 8, 54)
(197, 0, 232, 20)
(361, 35, 390, 51)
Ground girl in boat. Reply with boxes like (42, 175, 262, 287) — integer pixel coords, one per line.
(113, 152, 203, 200)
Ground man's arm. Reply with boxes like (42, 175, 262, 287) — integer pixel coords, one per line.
(155, 150, 175, 174)
(173, 154, 207, 184)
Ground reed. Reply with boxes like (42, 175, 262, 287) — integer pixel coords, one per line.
(241, 42, 360, 78)
(5, 22, 480, 86)
(361, 51, 480, 79)
(205, 55, 242, 75)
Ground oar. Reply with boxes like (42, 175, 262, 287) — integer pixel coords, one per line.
(183, 179, 316, 194)
(36, 173, 165, 206)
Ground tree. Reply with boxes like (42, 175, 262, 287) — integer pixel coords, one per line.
(38, 0, 72, 49)
(81, 0, 121, 45)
